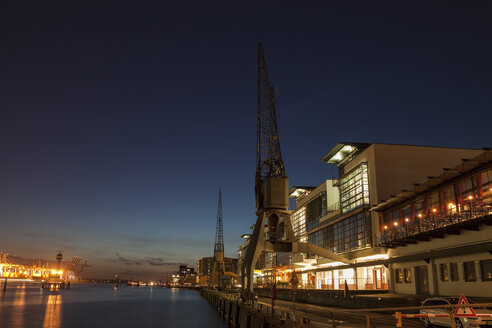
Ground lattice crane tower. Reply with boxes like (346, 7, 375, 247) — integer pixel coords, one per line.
(212, 188, 225, 285)
(241, 44, 354, 293)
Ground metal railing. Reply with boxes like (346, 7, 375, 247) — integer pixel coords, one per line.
(378, 206, 492, 245)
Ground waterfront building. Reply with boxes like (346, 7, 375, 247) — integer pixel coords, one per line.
(372, 149, 492, 297)
(252, 142, 485, 296)
(179, 265, 195, 277)
(170, 265, 197, 286)
(170, 273, 181, 286)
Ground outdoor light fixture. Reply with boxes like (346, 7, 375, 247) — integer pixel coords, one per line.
(418, 213, 423, 218)
(432, 208, 437, 213)
(404, 218, 409, 222)
(393, 222, 398, 227)
(383, 225, 388, 230)
(468, 195, 473, 200)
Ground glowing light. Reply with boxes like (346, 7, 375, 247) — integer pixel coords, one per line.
(318, 261, 344, 268)
(418, 213, 423, 218)
(404, 218, 409, 222)
(393, 222, 398, 227)
(343, 269, 355, 279)
(432, 208, 437, 213)
(383, 225, 388, 230)
(468, 195, 473, 200)
(356, 254, 389, 262)
(342, 145, 354, 152)
(332, 153, 342, 161)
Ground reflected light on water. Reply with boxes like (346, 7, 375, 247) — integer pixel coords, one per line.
(42, 294, 62, 328)
(11, 285, 27, 328)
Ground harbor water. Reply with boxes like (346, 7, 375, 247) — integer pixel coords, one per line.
(0, 283, 227, 328)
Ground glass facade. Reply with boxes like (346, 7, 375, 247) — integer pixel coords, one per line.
(333, 212, 372, 253)
(312, 267, 388, 290)
(340, 163, 369, 213)
(305, 192, 327, 232)
(291, 206, 306, 238)
(307, 212, 371, 254)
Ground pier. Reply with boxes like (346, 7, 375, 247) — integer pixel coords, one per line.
(201, 288, 311, 328)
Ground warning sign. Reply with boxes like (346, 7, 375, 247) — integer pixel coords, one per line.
(453, 294, 476, 317)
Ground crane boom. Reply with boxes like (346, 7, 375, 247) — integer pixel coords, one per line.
(256, 43, 286, 182)
(255, 43, 287, 211)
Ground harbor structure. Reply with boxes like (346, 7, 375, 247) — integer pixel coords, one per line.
(0, 252, 87, 281)
(168, 265, 197, 287)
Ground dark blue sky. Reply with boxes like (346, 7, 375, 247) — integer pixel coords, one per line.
(1, 1, 491, 279)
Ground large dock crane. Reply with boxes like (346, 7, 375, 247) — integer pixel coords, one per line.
(211, 189, 226, 286)
(241, 44, 355, 293)
(211, 189, 237, 288)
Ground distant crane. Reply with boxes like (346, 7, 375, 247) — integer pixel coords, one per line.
(241, 44, 355, 293)
(211, 189, 225, 286)
(68, 256, 81, 274)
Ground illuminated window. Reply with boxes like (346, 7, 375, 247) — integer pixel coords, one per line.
(291, 207, 306, 238)
(463, 261, 476, 281)
(340, 163, 369, 213)
(395, 268, 403, 283)
(440, 264, 449, 281)
(404, 268, 411, 283)
(306, 192, 327, 232)
(333, 212, 371, 253)
(480, 260, 492, 281)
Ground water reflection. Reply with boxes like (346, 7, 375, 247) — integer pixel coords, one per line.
(0, 284, 226, 328)
(42, 294, 62, 328)
(10, 284, 27, 328)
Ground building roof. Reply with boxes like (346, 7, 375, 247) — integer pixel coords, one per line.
(289, 186, 316, 198)
(321, 141, 482, 165)
(370, 148, 492, 212)
(321, 142, 370, 164)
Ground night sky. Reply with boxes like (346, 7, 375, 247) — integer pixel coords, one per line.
(1, 1, 491, 279)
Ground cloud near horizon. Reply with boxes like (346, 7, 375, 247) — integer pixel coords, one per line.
(114, 253, 184, 267)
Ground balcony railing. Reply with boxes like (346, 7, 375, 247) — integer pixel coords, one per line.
(377, 205, 492, 247)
